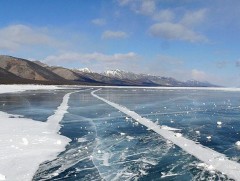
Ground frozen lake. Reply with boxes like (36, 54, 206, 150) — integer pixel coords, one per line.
(0, 87, 240, 180)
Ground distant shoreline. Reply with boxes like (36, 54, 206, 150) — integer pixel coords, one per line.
(1, 84, 240, 94)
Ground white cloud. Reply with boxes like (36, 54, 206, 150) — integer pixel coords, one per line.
(153, 9, 175, 21)
(0, 24, 61, 51)
(117, 1, 208, 43)
(44, 52, 138, 64)
(118, 0, 133, 6)
(117, 0, 175, 21)
(149, 22, 208, 42)
(156, 54, 183, 65)
(139, 1, 156, 15)
(118, 0, 155, 15)
(191, 69, 207, 81)
(180, 9, 208, 27)
(102, 30, 128, 39)
(91, 18, 106, 26)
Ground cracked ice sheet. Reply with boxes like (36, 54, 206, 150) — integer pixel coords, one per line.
(0, 91, 75, 181)
(91, 89, 240, 181)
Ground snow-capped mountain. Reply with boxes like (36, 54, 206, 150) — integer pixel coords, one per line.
(77, 68, 92, 73)
(102, 69, 182, 86)
(0, 55, 218, 87)
(103, 69, 141, 80)
(102, 69, 218, 87)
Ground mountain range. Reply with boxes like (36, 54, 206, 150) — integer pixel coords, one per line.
(0, 55, 218, 87)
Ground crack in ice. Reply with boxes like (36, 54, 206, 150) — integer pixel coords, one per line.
(91, 89, 240, 181)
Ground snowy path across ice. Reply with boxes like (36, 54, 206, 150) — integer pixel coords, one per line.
(0, 91, 77, 181)
(91, 89, 240, 181)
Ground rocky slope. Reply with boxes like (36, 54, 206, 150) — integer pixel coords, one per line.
(102, 69, 214, 87)
(0, 55, 218, 87)
(0, 55, 65, 82)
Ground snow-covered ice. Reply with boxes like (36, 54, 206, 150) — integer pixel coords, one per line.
(79, 85, 240, 92)
(0, 85, 60, 94)
(175, 133, 182, 137)
(0, 174, 6, 180)
(0, 85, 76, 181)
(161, 125, 181, 131)
(0, 111, 71, 180)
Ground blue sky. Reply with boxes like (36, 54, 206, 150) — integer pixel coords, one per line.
(0, 0, 240, 86)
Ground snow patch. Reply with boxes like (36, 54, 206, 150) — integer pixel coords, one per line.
(161, 125, 181, 131)
(22, 138, 29, 145)
(0, 85, 60, 94)
(120, 132, 126, 136)
(217, 121, 222, 126)
(77, 68, 92, 73)
(0, 174, 6, 180)
(235, 141, 240, 146)
(206, 136, 212, 140)
(175, 133, 182, 137)
(161, 172, 179, 178)
(0, 91, 76, 181)
(195, 130, 200, 134)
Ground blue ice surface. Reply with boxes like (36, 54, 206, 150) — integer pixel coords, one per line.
(97, 88, 240, 158)
(1, 88, 239, 180)
(0, 89, 69, 121)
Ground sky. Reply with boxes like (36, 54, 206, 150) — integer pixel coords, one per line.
(0, 0, 240, 87)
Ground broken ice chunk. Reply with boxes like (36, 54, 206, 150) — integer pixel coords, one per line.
(206, 136, 212, 140)
(235, 141, 240, 146)
(217, 121, 222, 126)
